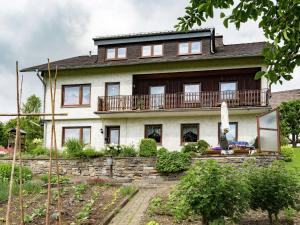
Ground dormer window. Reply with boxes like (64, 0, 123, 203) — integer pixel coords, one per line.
(178, 41, 202, 55)
(106, 47, 127, 60)
(141, 44, 163, 57)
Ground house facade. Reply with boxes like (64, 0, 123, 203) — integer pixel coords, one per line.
(22, 28, 271, 150)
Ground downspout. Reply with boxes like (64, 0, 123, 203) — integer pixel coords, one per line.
(36, 69, 47, 147)
(210, 28, 216, 54)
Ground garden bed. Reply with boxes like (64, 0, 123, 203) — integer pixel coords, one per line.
(0, 181, 136, 224)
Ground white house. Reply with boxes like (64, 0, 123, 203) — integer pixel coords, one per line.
(22, 28, 270, 151)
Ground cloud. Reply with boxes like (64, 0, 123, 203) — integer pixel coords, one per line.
(0, 0, 299, 120)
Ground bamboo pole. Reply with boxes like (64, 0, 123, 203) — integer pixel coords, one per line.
(5, 61, 21, 225)
(45, 59, 53, 225)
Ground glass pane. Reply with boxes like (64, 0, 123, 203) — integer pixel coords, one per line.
(259, 110, 277, 129)
(220, 82, 237, 100)
(146, 125, 161, 143)
(142, 46, 151, 57)
(82, 128, 91, 145)
(117, 48, 126, 58)
(191, 42, 201, 53)
(260, 129, 278, 152)
(107, 48, 115, 59)
(153, 45, 163, 56)
(64, 128, 80, 142)
(150, 86, 165, 109)
(179, 43, 189, 54)
(110, 129, 120, 144)
(182, 125, 198, 143)
(64, 86, 80, 105)
(219, 123, 237, 143)
(82, 85, 90, 105)
(184, 84, 200, 102)
(107, 83, 120, 96)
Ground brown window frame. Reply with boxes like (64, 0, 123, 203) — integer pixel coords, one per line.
(144, 124, 163, 145)
(62, 84, 91, 107)
(105, 126, 120, 144)
(178, 41, 202, 55)
(105, 82, 120, 97)
(181, 123, 200, 145)
(62, 126, 91, 146)
(106, 47, 127, 60)
(141, 44, 164, 58)
(218, 122, 238, 143)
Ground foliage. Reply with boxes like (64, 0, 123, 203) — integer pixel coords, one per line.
(24, 205, 46, 223)
(168, 160, 250, 224)
(76, 191, 99, 223)
(0, 163, 32, 183)
(148, 197, 168, 216)
(22, 95, 41, 114)
(181, 140, 209, 155)
(281, 145, 295, 162)
(65, 139, 84, 157)
(103, 144, 122, 156)
(280, 100, 300, 147)
(156, 148, 191, 174)
(119, 145, 137, 157)
(23, 180, 43, 194)
(0, 122, 7, 147)
(81, 147, 104, 159)
(39, 174, 70, 185)
(28, 146, 49, 156)
(119, 186, 135, 197)
(0, 181, 18, 202)
(248, 161, 300, 224)
(73, 184, 87, 201)
(284, 207, 297, 222)
(139, 138, 157, 157)
(146, 221, 160, 225)
(176, 0, 300, 84)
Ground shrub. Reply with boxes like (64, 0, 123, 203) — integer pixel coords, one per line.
(28, 146, 49, 156)
(65, 139, 84, 157)
(23, 180, 43, 194)
(248, 161, 300, 224)
(0, 163, 33, 183)
(281, 145, 294, 162)
(139, 138, 157, 157)
(103, 144, 122, 156)
(181, 140, 209, 155)
(168, 160, 250, 224)
(119, 145, 137, 157)
(156, 149, 191, 174)
(119, 186, 135, 197)
(0, 181, 18, 202)
(81, 148, 104, 158)
(148, 197, 167, 216)
(39, 174, 70, 185)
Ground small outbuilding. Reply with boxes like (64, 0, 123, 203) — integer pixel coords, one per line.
(7, 128, 26, 151)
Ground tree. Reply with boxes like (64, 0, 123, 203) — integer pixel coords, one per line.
(0, 121, 8, 147)
(279, 100, 300, 147)
(22, 94, 41, 113)
(176, 0, 300, 84)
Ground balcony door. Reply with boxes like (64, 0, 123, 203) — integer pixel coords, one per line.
(105, 126, 120, 144)
(150, 86, 165, 109)
(105, 82, 120, 110)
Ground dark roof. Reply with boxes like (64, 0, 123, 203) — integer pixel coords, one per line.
(270, 89, 300, 108)
(21, 42, 265, 72)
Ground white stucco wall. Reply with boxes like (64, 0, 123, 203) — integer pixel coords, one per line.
(45, 114, 258, 151)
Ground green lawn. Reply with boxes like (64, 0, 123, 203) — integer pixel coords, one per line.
(284, 147, 300, 181)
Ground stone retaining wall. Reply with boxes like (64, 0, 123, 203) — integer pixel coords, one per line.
(0, 156, 278, 181)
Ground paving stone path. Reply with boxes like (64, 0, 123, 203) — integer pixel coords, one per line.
(109, 181, 176, 225)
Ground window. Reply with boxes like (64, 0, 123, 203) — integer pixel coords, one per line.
(141, 44, 163, 57)
(184, 83, 201, 102)
(105, 126, 120, 144)
(106, 82, 120, 96)
(145, 124, 162, 144)
(220, 81, 237, 100)
(178, 41, 202, 55)
(62, 84, 91, 107)
(150, 86, 165, 109)
(106, 47, 127, 60)
(218, 122, 238, 143)
(181, 124, 199, 144)
(63, 127, 91, 145)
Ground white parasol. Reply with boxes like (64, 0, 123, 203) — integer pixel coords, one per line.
(221, 101, 230, 134)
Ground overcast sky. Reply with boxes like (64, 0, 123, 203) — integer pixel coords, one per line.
(0, 0, 299, 120)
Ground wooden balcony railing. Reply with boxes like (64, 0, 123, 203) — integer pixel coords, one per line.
(97, 89, 270, 112)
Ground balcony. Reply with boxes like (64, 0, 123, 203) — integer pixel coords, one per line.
(97, 89, 270, 113)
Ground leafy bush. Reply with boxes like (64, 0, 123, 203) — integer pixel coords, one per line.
(103, 144, 122, 156)
(0, 163, 33, 183)
(248, 161, 300, 224)
(168, 160, 250, 224)
(39, 174, 70, 185)
(0, 181, 18, 202)
(281, 145, 294, 162)
(181, 140, 209, 155)
(28, 146, 49, 156)
(148, 197, 167, 216)
(23, 180, 43, 194)
(119, 186, 135, 197)
(65, 139, 84, 157)
(119, 145, 137, 157)
(81, 147, 104, 159)
(156, 149, 191, 174)
(139, 138, 157, 157)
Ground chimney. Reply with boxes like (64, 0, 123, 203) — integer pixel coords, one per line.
(215, 35, 224, 47)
